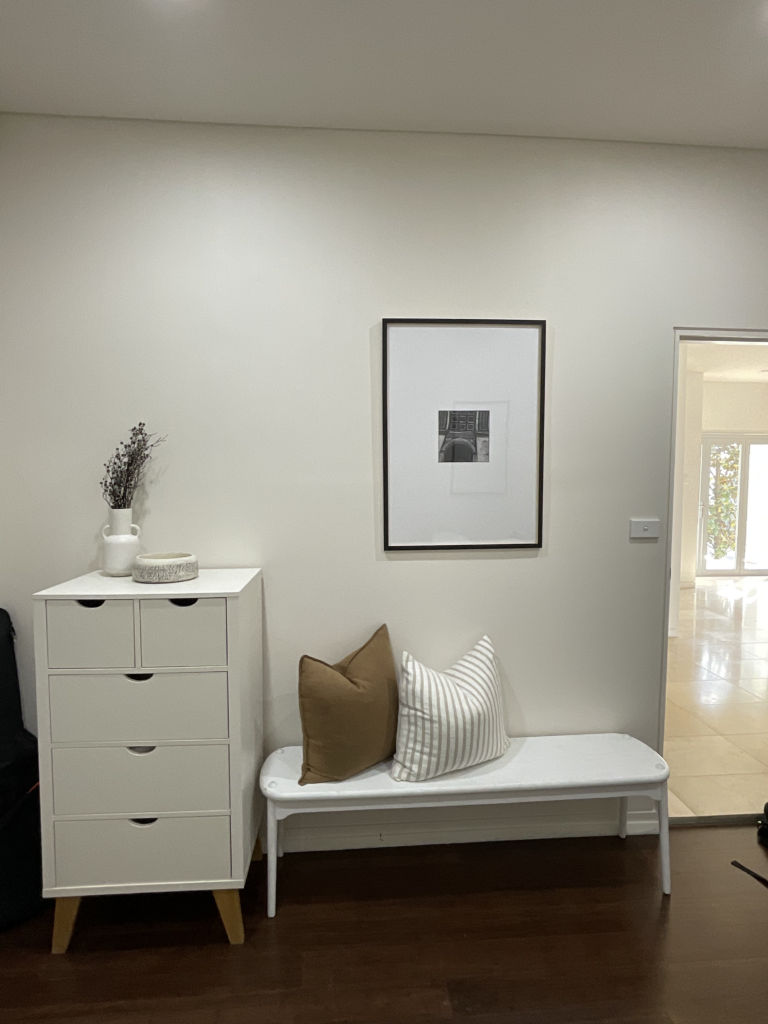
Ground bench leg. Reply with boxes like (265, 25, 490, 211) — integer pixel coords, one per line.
(618, 796, 628, 839)
(267, 800, 278, 918)
(658, 785, 671, 896)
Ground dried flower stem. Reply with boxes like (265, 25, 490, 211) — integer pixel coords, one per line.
(101, 423, 166, 509)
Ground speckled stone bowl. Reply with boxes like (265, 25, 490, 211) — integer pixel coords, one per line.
(132, 552, 199, 584)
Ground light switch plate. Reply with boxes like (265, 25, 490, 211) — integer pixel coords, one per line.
(630, 517, 660, 539)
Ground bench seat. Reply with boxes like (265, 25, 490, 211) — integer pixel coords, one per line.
(259, 733, 670, 917)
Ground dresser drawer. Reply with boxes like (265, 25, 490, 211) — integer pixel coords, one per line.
(52, 744, 230, 816)
(54, 815, 232, 888)
(140, 598, 227, 667)
(47, 600, 135, 669)
(49, 672, 229, 742)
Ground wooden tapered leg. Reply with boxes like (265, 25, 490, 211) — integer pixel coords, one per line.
(212, 889, 245, 944)
(251, 836, 263, 861)
(51, 896, 81, 954)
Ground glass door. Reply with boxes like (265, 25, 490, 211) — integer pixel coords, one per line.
(744, 443, 768, 571)
(698, 434, 768, 575)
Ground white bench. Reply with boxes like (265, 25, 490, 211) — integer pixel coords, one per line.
(259, 732, 671, 917)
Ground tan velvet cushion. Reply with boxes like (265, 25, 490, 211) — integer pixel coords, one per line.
(299, 625, 398, 785)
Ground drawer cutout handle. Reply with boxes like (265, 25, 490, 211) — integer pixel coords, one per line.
(76, 599, 105, 608)
(125, 673, 154, 682)
(169, 598, 198, 607)
(127, 746, 156, 755)
(130, 818, 158, 826)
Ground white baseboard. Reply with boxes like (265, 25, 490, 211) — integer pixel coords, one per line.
(281, 803, 659, 853)
(626, 808, 662, 835)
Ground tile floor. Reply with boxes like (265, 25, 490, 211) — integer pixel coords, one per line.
(666, 576, 768, 817)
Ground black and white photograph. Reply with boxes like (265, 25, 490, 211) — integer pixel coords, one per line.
(383, 319, 545, 550)
(438, 410, 490, 463)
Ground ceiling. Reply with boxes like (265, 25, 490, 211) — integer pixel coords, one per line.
(2, 1, 768, 148)
(686, 343, 768, 382)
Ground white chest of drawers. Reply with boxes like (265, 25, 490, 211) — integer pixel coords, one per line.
(33, 568, 263, 951)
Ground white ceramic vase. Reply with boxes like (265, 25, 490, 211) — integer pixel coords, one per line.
(102, 508, 141, 576)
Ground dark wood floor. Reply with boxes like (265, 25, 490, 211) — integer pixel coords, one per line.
(2, 826, 768, 1023)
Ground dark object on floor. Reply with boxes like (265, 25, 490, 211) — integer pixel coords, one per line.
(0, 608, 38, 809)
(0, 608, 42, 930)
(0, 784, 42, 930)
(732, 859, 768, 889)
(758, 802, 768, 850)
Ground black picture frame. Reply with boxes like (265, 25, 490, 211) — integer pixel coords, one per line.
(382, 318, 546, 551)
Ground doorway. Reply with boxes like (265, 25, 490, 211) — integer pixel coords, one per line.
(665, 330, 768, 819)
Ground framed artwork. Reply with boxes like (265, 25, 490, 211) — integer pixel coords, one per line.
(382, 318, 545, 550)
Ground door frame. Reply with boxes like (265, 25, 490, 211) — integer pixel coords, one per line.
(662, 327, 768, 752)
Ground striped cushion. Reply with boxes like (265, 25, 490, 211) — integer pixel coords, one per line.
(391, 635, 509, 782)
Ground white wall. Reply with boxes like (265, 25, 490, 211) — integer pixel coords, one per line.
(703, 382, 768, 433)
(4, 115, 768, 846)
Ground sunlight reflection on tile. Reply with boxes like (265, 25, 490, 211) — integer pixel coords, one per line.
(671, 641, 740, 655)
(664, 703, 716, 737)
(728, 734, 768, 769)
(694, 630, 743, 642)
(695, 702, 768, 734)
(739, 643, 768, 658)
(715, 660, 768, 681)
(703, 655, 768, 673)
(669, 773, 768, 815)
(735, 678, 768, 700)
(667, 790, 695, 817)
(666, 665, 726, 683)
(664, 735, 766, 776)
(666, 679, 761, 706)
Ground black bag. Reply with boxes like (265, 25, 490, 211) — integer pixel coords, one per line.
(0, 784, 42, 929)
(0, 608, 42, 929)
